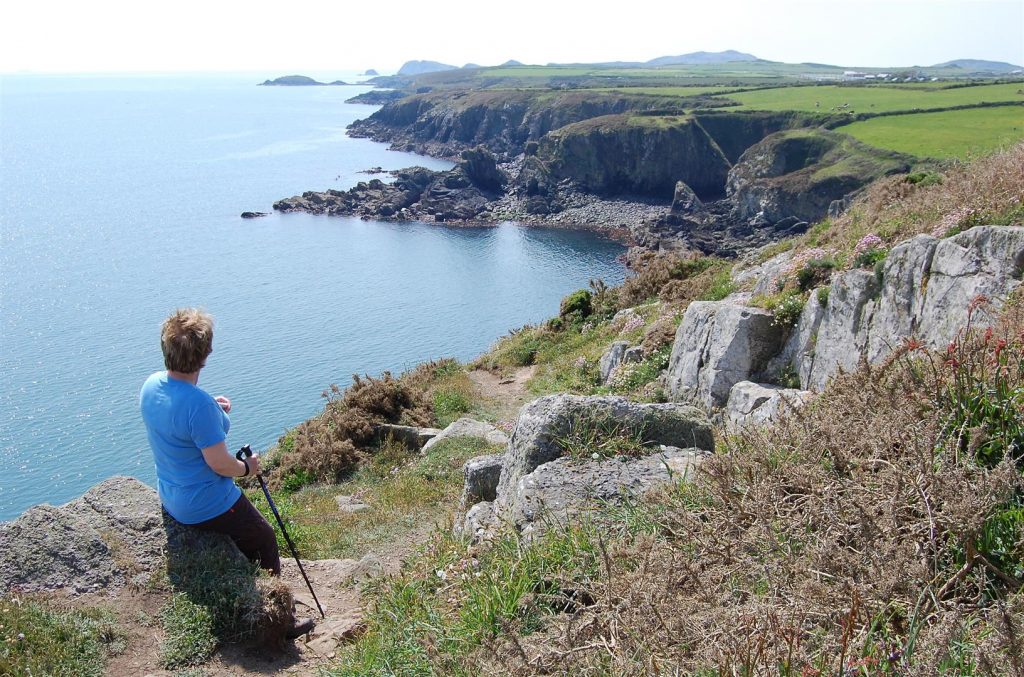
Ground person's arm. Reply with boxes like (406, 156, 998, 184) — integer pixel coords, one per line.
(201, 440, 259, 478)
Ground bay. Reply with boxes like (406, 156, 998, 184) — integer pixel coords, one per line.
(0, 73, 625, 520)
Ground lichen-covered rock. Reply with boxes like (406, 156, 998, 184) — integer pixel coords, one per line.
(916, 226, 1024, 349)
(460, 454, 504, 507)
(495, 395, 714, 511)
(459, 501, 497, 541)
(806, 270, 880, 390)
(866, 234, 938, 362)
(725, 381, 812, 428)
(509, 447, 708, 532)
(422, 417, 508, 453)
(0, 477, 244, 595)
(732, 251, 795, 297)
(374, 423, 442, 449)
(664, 302, 789, 408)
(599, 341, 630, 383)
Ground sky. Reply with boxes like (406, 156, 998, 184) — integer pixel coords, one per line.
(1, 0, 1021, 75)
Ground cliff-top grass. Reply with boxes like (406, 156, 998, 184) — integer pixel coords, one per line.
(723, 81, 1024, 113)
(841, 106, 1024, 159)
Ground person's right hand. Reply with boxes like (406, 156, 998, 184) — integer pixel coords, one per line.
(243, 453, 261, 477)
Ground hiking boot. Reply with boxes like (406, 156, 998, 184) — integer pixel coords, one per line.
(286, 617, 316, 640)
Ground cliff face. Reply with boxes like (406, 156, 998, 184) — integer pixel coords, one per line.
(348, 90, 700, 158)
(727, 129, 914, 224)
(537, 115, 732, 199)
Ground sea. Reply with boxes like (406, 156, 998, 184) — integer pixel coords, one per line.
(0, 72, 626, 521)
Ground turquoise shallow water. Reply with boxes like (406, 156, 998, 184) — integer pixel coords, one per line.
(0, 73, 625, 520)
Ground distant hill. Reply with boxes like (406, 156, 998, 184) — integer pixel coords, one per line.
(931, 59, 1023, 73)
(646, 50, 760, 67)
(259, 75, 348, 86)
(362, 69, 379, 76)
(397, 60, 458, 76)
(500, 60, 524, 67)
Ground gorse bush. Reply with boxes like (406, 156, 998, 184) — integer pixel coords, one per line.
(268, 371, 432, 490)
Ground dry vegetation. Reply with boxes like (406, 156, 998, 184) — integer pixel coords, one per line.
(336, 294, 1022, 675)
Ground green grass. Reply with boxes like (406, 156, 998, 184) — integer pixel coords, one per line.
(590, 85, 738, 97)
(248, 436, 505, 560)
(840, 106, 1024, 158)
(0, 598, 125, 676)
(160, 594, 217, 668)
(326, 521, 604, 676)
(724, 82, 1024, 113)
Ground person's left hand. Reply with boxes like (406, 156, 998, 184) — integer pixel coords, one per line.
(214, 396, 231, 414)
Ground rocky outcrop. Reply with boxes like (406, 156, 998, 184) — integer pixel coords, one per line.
(671, 226, 1024, 406)
(725, 381, 812, 428)
(0, 477, 245, 595)
(457, 396, 714, 538)
(727, 129, 912, 225)
(509, 446, 709, 532)
(664, 302, 789, 408)
(274, 148, 507, 223)
(422, 417, 509, 453)
(495, 395, 714, 506)
(373, 422, 443, 449)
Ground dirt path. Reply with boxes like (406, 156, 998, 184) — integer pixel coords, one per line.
(468, 365, 537, 421)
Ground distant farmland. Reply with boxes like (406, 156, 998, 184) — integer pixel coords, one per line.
(839, 106, 1024, 159)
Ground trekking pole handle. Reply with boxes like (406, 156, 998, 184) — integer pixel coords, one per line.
(236, 444, 253, 461)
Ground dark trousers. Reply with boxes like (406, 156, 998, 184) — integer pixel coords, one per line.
(192, 493, 282, 575)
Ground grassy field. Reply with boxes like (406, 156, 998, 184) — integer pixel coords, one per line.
(840, 105, 1024, 158)
(590, 85, 740, 97)
(725, 82, 1024, 112)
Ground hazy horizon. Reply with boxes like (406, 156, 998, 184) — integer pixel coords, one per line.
(1, 0, 1021, 76)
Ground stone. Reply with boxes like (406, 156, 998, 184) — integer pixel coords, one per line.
(664, 302, 789, 408)
(495, 395, 713, 511)
(460, 454, 504, 506)
(866, 234, 937, 362)
(459, 501, 497, 541)
(305, 610, 367, 656)
(599, 341, 630, 383)
(916, 226, 1024, 350)
(508, 447, 709, 533)
(335, 495, 371, 514)
(373, 423, 442, 449)
(240, 211, 268, 219)
(731, 251, 794, 297)
(806, 270, 880, 390)
(0, 477, 245, 595)
(763, 289, 824, 387)
(421, 417, 508, 453)
(724, 381, 812, 428)
(670, 180, 705, 215)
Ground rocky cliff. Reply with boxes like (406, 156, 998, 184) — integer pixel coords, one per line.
(662, 225, 1024, 421)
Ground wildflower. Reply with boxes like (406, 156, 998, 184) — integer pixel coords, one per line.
(621, 315, 645, 334)
(903, 337, 924, 352)
(969, 294, 989, 312)
(435, 569, 447, 581)
(853, 233, 883, 255)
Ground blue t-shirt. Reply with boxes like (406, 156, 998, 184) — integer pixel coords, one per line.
(139, 371, 240, 524)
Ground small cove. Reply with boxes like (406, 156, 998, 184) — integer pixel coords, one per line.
(0, 74, 626, 520)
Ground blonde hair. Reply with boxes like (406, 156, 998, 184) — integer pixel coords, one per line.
(160, 308, 214, 373)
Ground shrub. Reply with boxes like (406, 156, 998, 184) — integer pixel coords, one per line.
(771, 292, 806, 327)
(699, 269, 737, 301)
(433, 387, 471, 427)
(558, 289, 593, 325)
(796, 257, 836, 291)
(816, 286, 831, 307)
(0, 598, 125, 677)
(267, 371, 432, 490)
(588, 278, 619, 320)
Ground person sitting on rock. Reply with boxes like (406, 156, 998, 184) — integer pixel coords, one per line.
(139, 307, 315, 639)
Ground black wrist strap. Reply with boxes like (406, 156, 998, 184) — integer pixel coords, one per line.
(240, 458, 250, 477)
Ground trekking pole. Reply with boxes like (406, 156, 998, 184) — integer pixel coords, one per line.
(237, 444, 326, 618)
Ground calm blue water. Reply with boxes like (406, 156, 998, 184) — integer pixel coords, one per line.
(0, 73, 625, 520)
